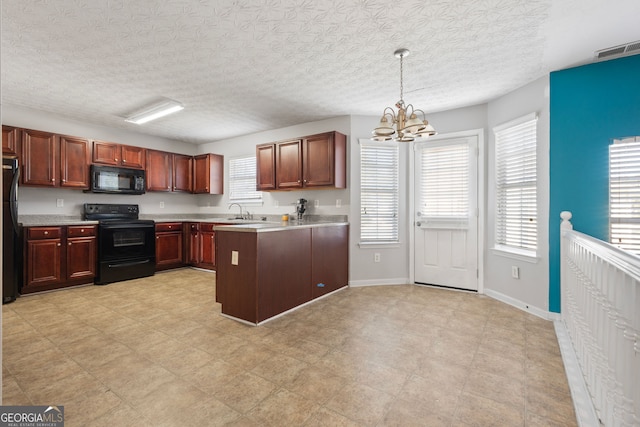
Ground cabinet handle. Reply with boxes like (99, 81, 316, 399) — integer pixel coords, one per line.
(122, 159, 126, 163)
(156, 236, 159, 239)
(51, 178, 55, 182)
(68, 242, 72, 246)
(44, 231, 49, 235)
(168, 225, 172, 229)
(57, 243, 61, 247)
(61, 179, 66, 183)
(115, 158, 118, 161)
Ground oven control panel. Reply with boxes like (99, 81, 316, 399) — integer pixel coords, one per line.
(84, 203, 140, 220)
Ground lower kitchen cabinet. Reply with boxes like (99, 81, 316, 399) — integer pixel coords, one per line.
(187, 222, 217, 269)
(216, 224, 348, 324)
(155, 222, 184, 270)
(23, 225, 96, 294)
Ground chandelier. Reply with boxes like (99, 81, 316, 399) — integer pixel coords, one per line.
(372, 48, 436, 142)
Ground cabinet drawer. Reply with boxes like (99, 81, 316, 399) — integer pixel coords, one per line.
(68, 225, 96, 237)
(200, 223, 217, 232)
(156, 222, 182, 232)
(27, 227, 62, 240)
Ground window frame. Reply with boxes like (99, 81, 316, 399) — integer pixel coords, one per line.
(359, 140, 400, 245)
(227, 155, 263, 205)
(609, 136, 640, 256)
(493, 112, 538, 259)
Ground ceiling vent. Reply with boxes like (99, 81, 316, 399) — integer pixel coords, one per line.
(595, 40, 640, 61)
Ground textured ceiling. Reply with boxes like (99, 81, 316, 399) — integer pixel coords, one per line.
(2, 0, 639, 144)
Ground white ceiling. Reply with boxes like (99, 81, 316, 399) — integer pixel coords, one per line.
(2, 0, 639, 144)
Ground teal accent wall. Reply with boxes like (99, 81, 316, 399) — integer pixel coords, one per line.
(549, 54, 640, 312)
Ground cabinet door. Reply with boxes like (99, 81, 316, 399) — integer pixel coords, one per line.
(22, 129, 58, 186)
(173, 154, 193, 192)
(193, 154, 223, 194)
(25, 238, 63, 290)
(303, 131, 347, 189)
(201, 230, 216, 267)
(156, 231, 184, 269)
(187, 223, 200, 264)
(146, 149, 172, 191)
(311, 225, 349, 298)
(60, 135, 90, 188)
(2, 125, 19, 156)
(256, 144, 276, 191)
(67, 237, 96, 280)
(275, 139, 303, 189)
(121, 145, 145, 169)
(92, 140, 120, 165)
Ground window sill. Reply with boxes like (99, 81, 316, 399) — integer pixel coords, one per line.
(358, 242, 401, 249)
(492, 246, 539, 263)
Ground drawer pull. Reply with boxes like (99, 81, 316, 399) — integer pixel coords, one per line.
(44, 231, 49, 235)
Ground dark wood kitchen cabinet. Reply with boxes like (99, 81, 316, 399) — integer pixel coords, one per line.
(256, 143, 276, 191)
(23, 225, 96, 294)
(2, 125, 19, 156)
(256, 131, 346, 191)
(92, 140, 146, 169)
(187, 222, 217, 269)
(193, 153, 223, 194)
(155, 222, 184, 270)
(172, 154, 193, 192)
(216, 224, 348, 324)
(146, 149, 173, 191)
(21, 129, 90, 189)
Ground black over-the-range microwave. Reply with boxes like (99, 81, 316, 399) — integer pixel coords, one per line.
(89, 165, 146, 195)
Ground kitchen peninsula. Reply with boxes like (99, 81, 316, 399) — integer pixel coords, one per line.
(215, 220, 349, 325)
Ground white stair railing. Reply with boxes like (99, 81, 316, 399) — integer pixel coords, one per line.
(560, 211, 640, 426)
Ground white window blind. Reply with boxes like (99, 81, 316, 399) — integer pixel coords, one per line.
(609, 137, 640, 255)
(494, 114, 537, 252)
(419, 143, 469, 227)
(360, 142, 399, 243)
(228, 156, 262, 203)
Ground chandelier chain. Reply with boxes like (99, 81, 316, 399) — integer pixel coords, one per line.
(399, 53, 404, 102)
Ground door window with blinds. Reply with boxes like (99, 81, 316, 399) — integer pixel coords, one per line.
(609, 137, 640, 255)
(228, 156, 262, 204)
(494, 113, 538, 255)
(360, 141, 399, 243)
(418, 141, 470, 228)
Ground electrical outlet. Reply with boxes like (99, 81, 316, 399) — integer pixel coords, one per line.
(160, 201, 165, 208)
(336, 199, 342, 207)
(274, 200, 279, 207)
(374, 253, 381, 263)
(56, 199, 63, 208)
(314, 199, 320, 208)
(511, 266, 520, 279)
(231, 251, 239, 265)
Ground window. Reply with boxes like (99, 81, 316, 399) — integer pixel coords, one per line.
(494, 113, 538, 255)
(419, 141, 469, 228)
(609, 137, 640, 255)
(228, 156, 262, 204)
(360, 141, 399, 243)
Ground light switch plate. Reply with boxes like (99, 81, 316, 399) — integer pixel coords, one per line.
(314, 199, 320, 208)
(231, 251, 239, 265)
(56, 199, 63, 207)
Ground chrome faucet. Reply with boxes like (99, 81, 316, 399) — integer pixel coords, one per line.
(228, 203, 243, 219)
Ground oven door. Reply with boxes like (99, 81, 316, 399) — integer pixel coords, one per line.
(96, 221, 156, 285)
(99, 222, 155, 261)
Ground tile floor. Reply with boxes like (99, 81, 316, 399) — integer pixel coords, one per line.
(2, 269, 577, 426)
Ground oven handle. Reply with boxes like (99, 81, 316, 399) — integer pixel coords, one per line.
(100, 223, 155, 230)
(108, 259, 153, 268)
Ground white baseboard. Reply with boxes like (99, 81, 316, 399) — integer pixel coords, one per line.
(483, 288, 558, 321)
(348, 278, 410, 287)
(554, 321, 601, 427)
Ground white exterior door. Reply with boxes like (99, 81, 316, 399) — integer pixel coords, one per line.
(414, 136, 479, 291)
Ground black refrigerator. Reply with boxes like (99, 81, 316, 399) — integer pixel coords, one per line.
(3, 157, 20, 303)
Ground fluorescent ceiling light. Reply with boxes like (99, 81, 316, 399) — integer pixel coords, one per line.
(125, 98, 184, 124)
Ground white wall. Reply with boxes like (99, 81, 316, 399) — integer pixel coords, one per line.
(3, 104, 200, 216)
(485, 76, 551, 314)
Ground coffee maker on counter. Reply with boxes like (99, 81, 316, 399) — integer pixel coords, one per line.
(295, 198, 307, 220)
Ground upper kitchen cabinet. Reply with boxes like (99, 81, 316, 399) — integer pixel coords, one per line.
(193, 153, 223, 194)
(2, 125, 19, 156)
(256, 131, 347, 191)
(173, 153, 193, 193)
(256, 143, 276, 191)
(146, 149, 173, 192)
(92, 140, 146, 169)
(21, 129, 90, 189)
